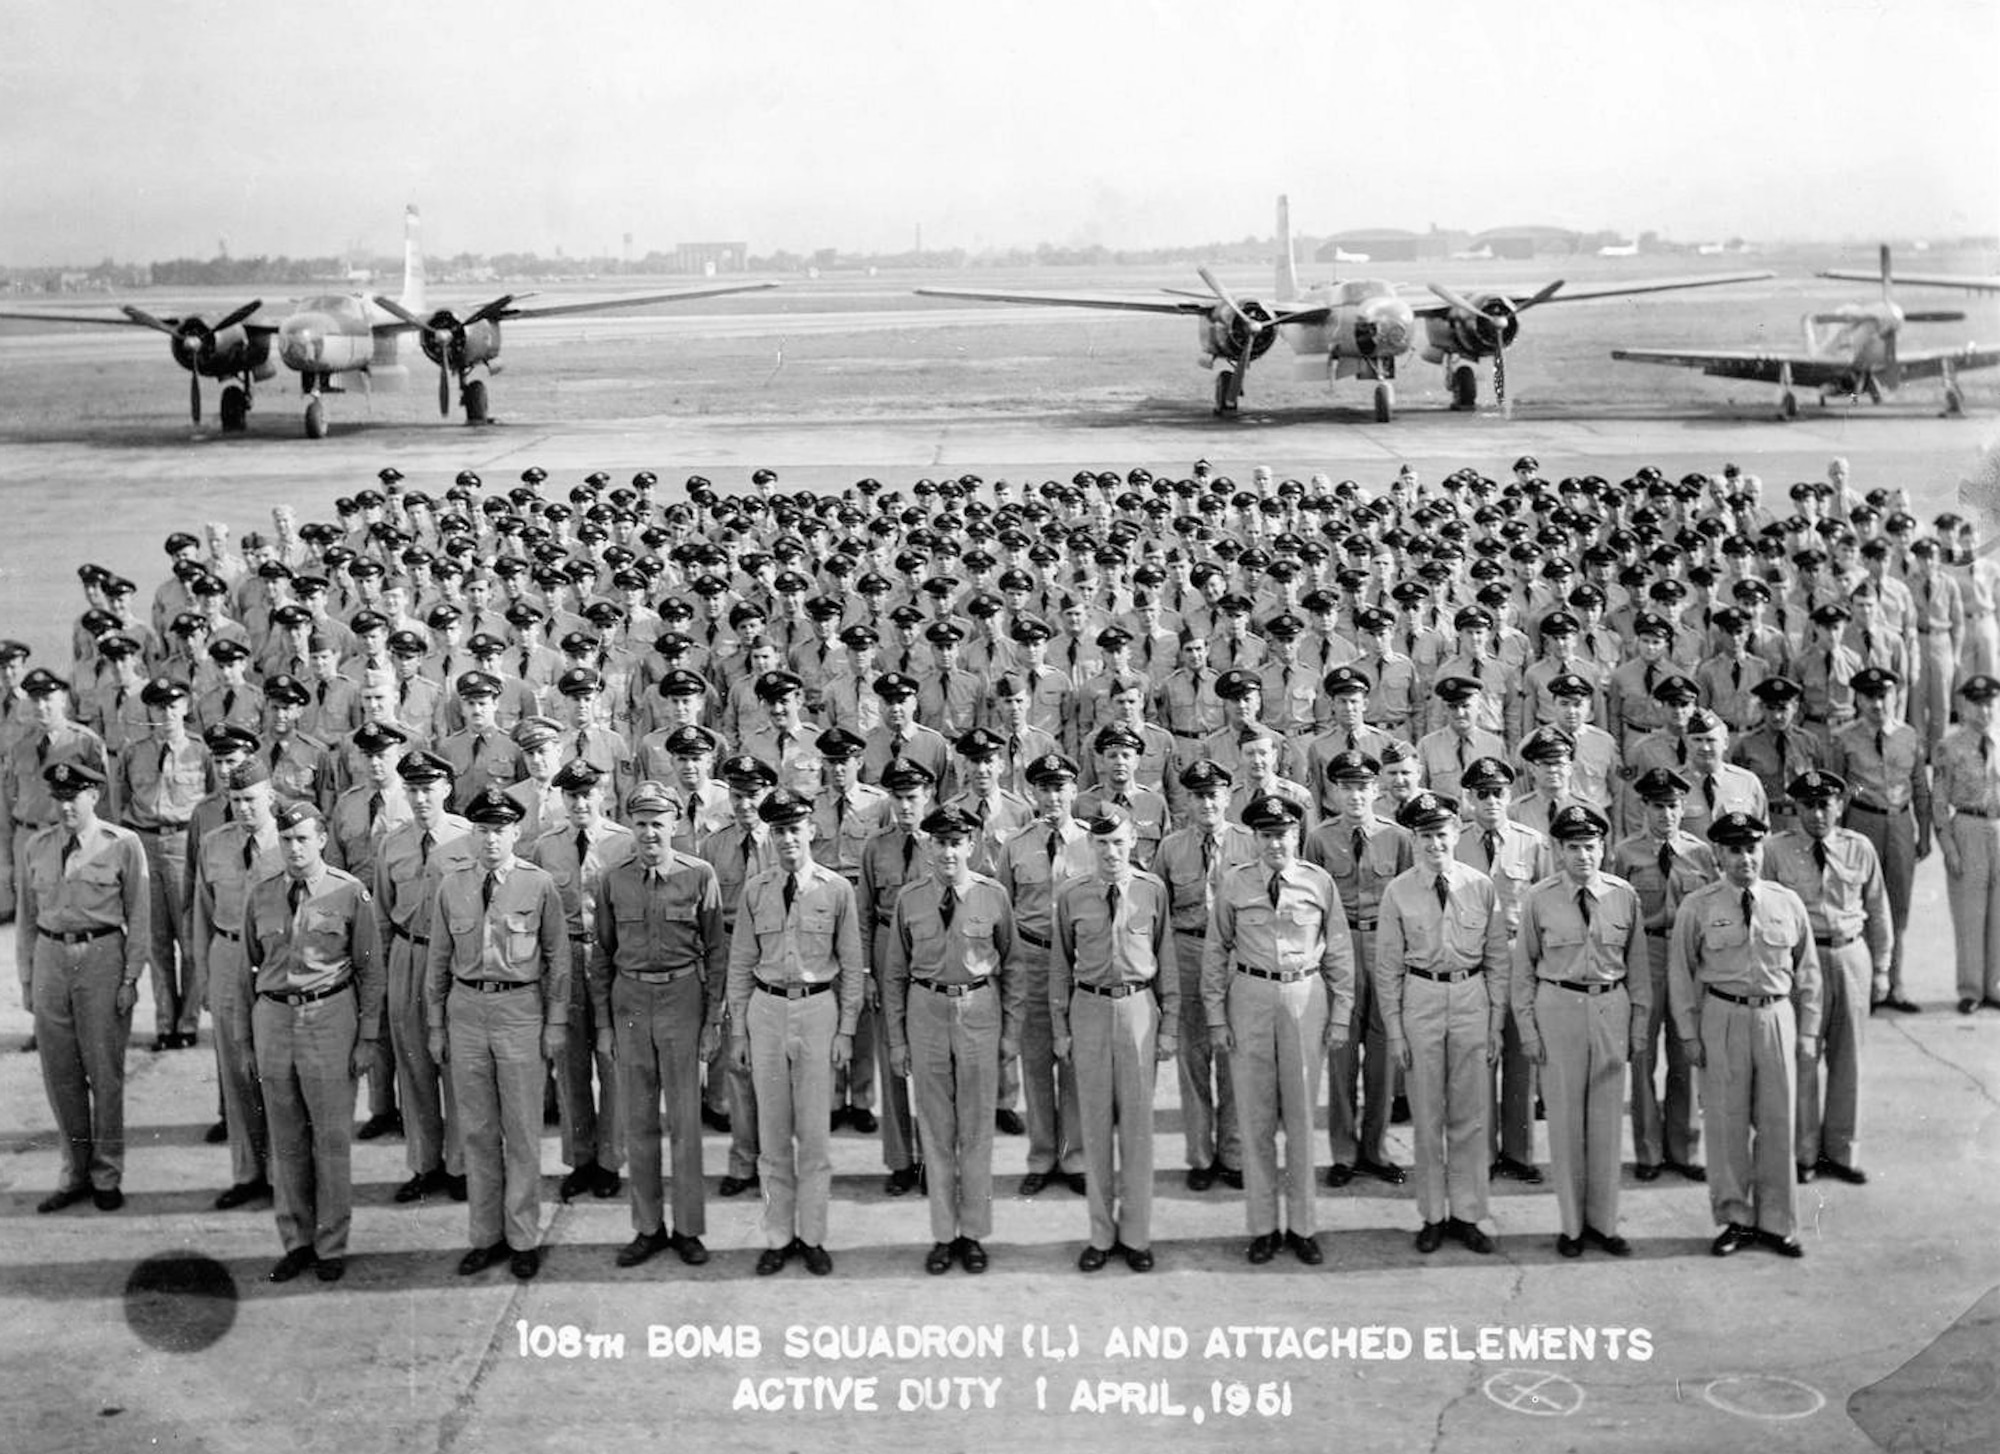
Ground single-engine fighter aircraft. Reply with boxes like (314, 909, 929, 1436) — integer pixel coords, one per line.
(0, 207, 776, 437)
(915, 196, 1770, 420)
(1820, 249, 2000, 294)
(1612, 247, 1999, 418)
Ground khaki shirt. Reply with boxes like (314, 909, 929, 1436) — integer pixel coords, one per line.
(19, 817, 150, 983)
(589, 852, 727, 1032)
(1930, 727, 1999, 817)
(1454, 819, 1550, 934)
(374, 817, 474, 942)
(423, 858, 571, 1031)
(1510, 873, 1652, 1051)
(995, 816, 1096, 942)
(245, 863, 382, 1032)
(881, 873, 1022, 1054)
(1763, 829, 1891, 962)
(526, 819, 636, 939)
(1049, 869, 1179, 1040)
(1609, 830, 1716, 933)
(1373, 861, 1511, 1045)
(1302, 813, 1409, 925)
(1154, 820, 1260, 933)
(116, 734, 210, 830)
(191, 821, 282, 951)
(1828, 719, 1929, 817)
(724, 859, 866, 1035)
(1200, 858, 1355, 1032)
(696, 823, 780, 934)
(2, 722, 108, 832)
(1666, 878, 1823, 1043)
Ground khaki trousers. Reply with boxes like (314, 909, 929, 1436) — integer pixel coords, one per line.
(1536, 982, 1628, 1238)
(1699, 996, 1798, 1237)
(908, 980, 1000, 1241)
(1072, 987, 1159, 1251)
(253, 987, 359, 1258)
(1401, 972, 1493, 1225)
(1226, 970, 1326, 1237)
(207, 934, 268, 1187)
(747, 987, 836, 1248)
(613, 972, 705, 1237)
(448, 986, 546, 1251)
(32, 932, 131, 1192)
(1172, 928, 1237, 1171)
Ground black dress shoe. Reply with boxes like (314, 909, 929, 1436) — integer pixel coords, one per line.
(617, 1230, 672, 1268)
(1985, 997, 2000, 1013)
(1064, 1171, 1087, 1196)
(1585, 1225, 1632, 1257)
(1454, 1220, 1494, 1255)
(559, 1163, 600, 1203)
(36, 1186, 90, 1214)
(315, 1257, 346, 1283)
(828, 1106, 849, 1133)
(393, 1173, 432, 1204)
(1490, 1155, 1542, 1184)
(925, 1242, 955, 1275)
(458, 1242, 509, 1276)
(801, 1244, 832, 1276)
(20, 1033, 35, 1053)
(1215, 1163, 1244, 1190)
(1763, 1232, 1805, 1258)
(1018, 1171, 1049, 1197)
(1666, 1158, 1707, 1183)
(592, 1166, 622, 1199)
(1246, 1232, 1279, 1265)
(174, 1031, 198, 1050)
(1124, 1245, 1155, 1273)
(268, 1247, 318, 1283)
(356, 1111, 401, 1141)
(884, 1165, 920, 1197)
(1816, 1156, 1868, 1185)
(719, 1173, 759, 1198)
(1710, 1223, 1752, 1257)
(959, 1238, 988, 1274)
(1879, 992, 1922, 1014)
(995, 1108, 1026, 1136)
(1633, 1162, 1662, 1182)
(93, 1187, 124, 1212)
(152, 1034, 174, 1053)
(1287, 1232, 1323, 1266)
(1796, 1163, 1816, 1184)
(672, 1233, 709, 1266)
(442, 1172, 468, 1202)
(1325, 1163, 1354, 1188)
(1959, 997, 1979, 1015)
(847, 1108, 878, 1134)
(1185, 1163, 1215, 1191)
(510, 1247, 541, 1280)
(1415, 1222, 1446, 1254)
(214, 1178, 271, 1210)
(1557, 1233, 1583, 1258)
(1077, 1244, 1110, 1273)
(204, 1119, 229, 1145)
(755, 1244, 792, 1276)
(700, 1105, 731, 1133)
(1357, 1156, 1407, 1186)
(1391, 1095, 1411, 1124)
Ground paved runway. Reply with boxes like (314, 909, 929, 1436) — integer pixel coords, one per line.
(2, 405, 1997, 1453)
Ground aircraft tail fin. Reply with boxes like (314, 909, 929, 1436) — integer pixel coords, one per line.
(1276, 195, 1299, 302)
(399, 205, 426, 313)
(1880, 243, 1893, 304)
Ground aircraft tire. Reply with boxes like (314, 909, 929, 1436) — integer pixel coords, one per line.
(1373, 382, 1393, 423)
(1780, 391, 1798, 420)
(463, 379, 489, 425)
(304, 399, 327, 439)
(1450, 367, 1476, 411)
(220, 386, 249, 433)
(1945, 386, 1965, 417)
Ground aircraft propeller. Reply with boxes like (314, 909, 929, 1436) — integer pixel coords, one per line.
(122, 299, 262, 424)
(1196, 266, 1279, 410)
(1424, 280, 1561, 417)
(376, 293, 519, 416)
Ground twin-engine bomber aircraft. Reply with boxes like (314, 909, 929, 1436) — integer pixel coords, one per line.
(1612, 246, 1999, 417)
(0, 207, 776, 437)
(915, 196, 1771, 421)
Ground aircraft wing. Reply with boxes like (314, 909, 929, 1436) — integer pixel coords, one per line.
(1820, 269, 2000, 293)
(1407, 270, 1773, 318)
(1608, 347, 1855, 387)
(1888, 344, 2000, 377)
(915, 286, 1211, 316)
(0, 306, 279, 333)
(494, 280, 779, 321)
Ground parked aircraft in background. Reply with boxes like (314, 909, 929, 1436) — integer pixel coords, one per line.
(0, 207, 775, 437)
(917, 197, 1769, 419)
(1820, 253, 1999, 293)
(1613, 246, 1998, 417)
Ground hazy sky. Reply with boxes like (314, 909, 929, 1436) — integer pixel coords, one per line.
(3, 0, 1994, 264)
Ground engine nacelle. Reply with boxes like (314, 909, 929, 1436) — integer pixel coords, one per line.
(171, 321, 273, 381)
(1422, 294, 1520, 362)
(418, 311, 503, 374)
(1200, 302, 1277, 366)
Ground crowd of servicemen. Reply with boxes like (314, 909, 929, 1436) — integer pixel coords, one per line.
(7, 454, 2000, 1286)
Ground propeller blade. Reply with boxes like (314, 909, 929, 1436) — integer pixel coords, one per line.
(189, 370, 201, 426)
(1494, 336, 1510, 419)
(1902, 310, 1967, 324)
(1518, 279, 1564, 310)
(212, 299, 262, 332)
(464, 295, 515, 328)
(1426, 281, 1482, 317)
(372, 295, 427, 328)
(438, 358, 452, 417)
(1195, 267, 1267, 334)
(119, 305, 179, 335)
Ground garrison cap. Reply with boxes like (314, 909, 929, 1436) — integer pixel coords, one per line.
(1178, 759, 1233, 793)
(1325, 749, 1381, 784)
(263, 674, 311, 707)
(920, 805, 982, 840)
(463, 788, 526, 825)
(223, 758, 270, 790)
(551, 759, 605, 792)
(1084, 805, 1135, 836)
(1685, 707, 1726, 736)
(719, 754, 778, 790)
(1241, 793, 1305, 831)
(44, 761, 104, 797)
(139, 676, 190, 708)
(1396, 792, 1459, 832)
(1850, 667, 1899, 698)
(1548, 805, 1611, 842)
(1520, 726, 1577, 763)
(273, 801, 324, 831)
(1788, 769, 1847, 804)
(1023, 752, 1079, 786)
(1707, 811, 1768, 847)
(815, 726, 867, 760)
(352, 721, 409, 755)
(757, 787, 814, 826)
(1322, 665, 1371, 696)
(663, 725, 723, 758)
(953, 726, 1007, 761)
(1459, 756, 1516, 793)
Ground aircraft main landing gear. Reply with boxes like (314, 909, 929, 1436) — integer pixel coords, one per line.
(463, 378, 489, 425)
(1779, 390, 1798, 420)
(1945, 384, 1965, 417)
(303, 397, 327, 439)
(1449, 365, 1477, 411)
(220, 385, 250, 433)
(1213, 369, 1240, 416)
(1373, 381, 1394, 423)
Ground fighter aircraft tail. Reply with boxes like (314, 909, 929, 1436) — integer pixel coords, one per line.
(1275, 195, 1299, 303)
(399, 205, 427, 314)
(1878, 243, 1892, 304)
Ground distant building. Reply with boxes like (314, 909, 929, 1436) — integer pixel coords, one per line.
(1313, 227, 1467, 264)
(1470, 226, 1586, 260)
(671, 242, 747, 275)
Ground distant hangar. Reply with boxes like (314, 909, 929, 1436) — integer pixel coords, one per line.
(1314, 226, 1590, 263)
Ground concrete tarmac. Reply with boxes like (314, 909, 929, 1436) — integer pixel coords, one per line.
(2, 405, 1997, 1453)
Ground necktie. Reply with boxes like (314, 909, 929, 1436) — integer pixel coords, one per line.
(742, 833, 755, 870)
(900, 649, 912, 675)
(223, 687, 237, 717)
(1483, 830, 1500, 868)
(399, 679, 411, 708)
(1267, 871, 1282, 908)
(575, 826, 589, 867)
(782, 872, 797, 914)
(366, 791, 382, 828)
(1046, 827, 1059, 863)
(520, 647, 532, 678)
(902, 835, 917, 874)
(1703, 776, 1717, 814)
(576, 728, 590, 760)
(1576, 887, 1592, 927)
(1657, 840, 1674, 880)
(1731, 660, 1742, 690)
(471, 733, 485, 762)
(419, 831, 433, 867)
(682, 796, 698, 835)
(1201, 832, 1216, 874)
(1740, 886, 1755, 927)
(1811, 838, 1829, 874)
(35, 736, 48, 765)
(288, 877, 305, 915)
(777, 729, 791, 759)
(481, 872, 495, 910)
(1456, 737, 1467, 771)
(270, 740, 283, 769)
(316, 679, 328, 706)
(1346, 731, 1357, 751)
(1434, 873, 1450, 910)
(834, 793, 846, 833)
(157, 738, 172, 776)
(1774, 729, 1791, 774)
(1106, 881, 1120, 922)
(115, 686, 127, 713)
(939, 883, 956, 928)
(61, 834, 79, 872)
(1863, 629, 1875, 660)
(1643, 662, 1656, 695)
(1875, 728, 1886, 762)
(1982, 735, 1993, 764)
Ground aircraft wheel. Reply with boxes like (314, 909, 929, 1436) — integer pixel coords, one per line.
(220, 386, 250, 433)
(1373, 382, 1394, 423)
(463, 378, 489, 425)
(303, 398, 327, 439)
(1945, 385, 1965, 417)
(1780, 391, 1798, 420)
(1212, 372, 1237, 416)
(1449, 366, 1477, 411)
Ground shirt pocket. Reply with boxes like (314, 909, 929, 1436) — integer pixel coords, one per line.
(798, 903, 838, 958)
(304, 907, 346, 957)
(1701, 920, 1750, 952)
(502, 910, 540, 962)
(959, 913, 999, 974)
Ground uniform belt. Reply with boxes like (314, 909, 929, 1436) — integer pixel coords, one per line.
(454, 976, 535, 994)
(1168, 726, 1204, 739)
(128, 822, 190, 834)
(1173, 924, 1207, 937)
(1073, 980, 1146, 999)
(1645, 927, 1669, 938)
(1347, 916, 1378, 932)
(40, 924, 121, 944)
(1845, 799, 1905, 815)
(916, 977, 990, 997)
(624, 965, 698, 985)
(1234, 963, 1314, 983)
(1706, 985, 1780, 1008)
(1814, 931, 1860, 949)
(1407, 965, 1481, 984)
(391, 922, 430, 946)
(1547, 977, 1626, 995)
(213, 926, 243, 943)
(1954, 806, 1999, 819)
(568, 932, 593, 945)
(1017, 927, 1050, 948)
(755, 978, 833, 999)
(259, 979, 352, 1007)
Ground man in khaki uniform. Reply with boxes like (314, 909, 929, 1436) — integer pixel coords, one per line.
(1512, 805, 1650, 1259)
(117, 676, 210, 1050)
(1668, 812, 1822, 1258)
(881, 805, 1021, 1275)
(1935, 675, 2000, 1013)
(23, 760, 148, 1213)
(245, 800, 381, 1283)
(1827, 667, 1927, 1012)
(426, 787, 571, 1280)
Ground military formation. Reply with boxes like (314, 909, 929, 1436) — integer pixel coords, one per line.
(8, 454, 1999, 1281)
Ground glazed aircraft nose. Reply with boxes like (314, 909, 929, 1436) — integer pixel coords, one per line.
(278, 314, 331, 369)
(1362, 296, 1416, 358)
